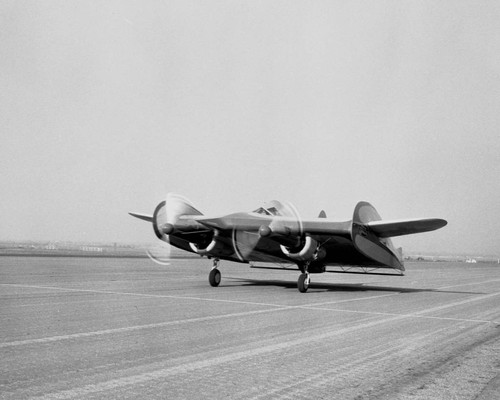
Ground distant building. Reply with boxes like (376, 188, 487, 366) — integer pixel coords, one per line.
(80, 246, 103, 252)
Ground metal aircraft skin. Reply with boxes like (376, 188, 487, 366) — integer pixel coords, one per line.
(130, 193, 447, 292)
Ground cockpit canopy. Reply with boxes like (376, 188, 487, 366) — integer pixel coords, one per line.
(252, 200, 300, 219)
(253, 206, 280, 216)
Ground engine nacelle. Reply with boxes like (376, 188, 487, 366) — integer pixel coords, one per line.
(189, 233, 233, 257)
(190, 239, 220, 256)
(280, 236, 320, 262)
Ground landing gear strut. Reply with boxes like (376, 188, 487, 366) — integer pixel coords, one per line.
(208, 258, 221, 287)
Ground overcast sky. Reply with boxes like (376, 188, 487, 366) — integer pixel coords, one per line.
(2, 1, 499, 256)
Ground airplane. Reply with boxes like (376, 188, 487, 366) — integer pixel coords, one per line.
(129, 193, 447, 293)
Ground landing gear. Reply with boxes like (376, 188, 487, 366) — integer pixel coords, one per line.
(297, 262, 313, 293)
(297, 272, 310, 293)
(208, 258, 221, 287)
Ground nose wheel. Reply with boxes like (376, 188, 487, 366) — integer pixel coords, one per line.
(208, 258, 221, 287)
(297, 272, 310, 293)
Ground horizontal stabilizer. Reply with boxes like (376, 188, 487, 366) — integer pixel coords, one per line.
(129, 212, 153, 222)
(366, 218, 447, 238)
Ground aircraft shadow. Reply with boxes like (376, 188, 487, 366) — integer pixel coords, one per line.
(223, 277, 483, 295)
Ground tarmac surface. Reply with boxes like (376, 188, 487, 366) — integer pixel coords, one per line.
(1, 256, 500, 399)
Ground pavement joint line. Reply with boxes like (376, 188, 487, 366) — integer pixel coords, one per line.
(23, 315, 421, 400)
(0, 283, 427, 319)
(3, 283, 500, 320)
(436, 277, 500, 290)
(1, 284, 498, 349)
(307, 308, 498, 324)
(0, 307, 290, 349)
(0, 283, 397, 309)
(308, 290, 500, 324)
(25, 307, 498, 400)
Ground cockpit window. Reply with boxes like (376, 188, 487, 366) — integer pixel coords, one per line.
(253, 207, 270, 215)
(253, 206, 280, 216)
(267, 207, 279, 215)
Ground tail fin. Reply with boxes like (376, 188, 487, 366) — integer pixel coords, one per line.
(351, 202, 403, 270)
(351, 201, 447, 270)
(352, 201, 382, 225)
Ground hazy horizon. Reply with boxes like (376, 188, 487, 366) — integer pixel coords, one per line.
(2, 1, 499, 256)
(0, 238, 497, 259)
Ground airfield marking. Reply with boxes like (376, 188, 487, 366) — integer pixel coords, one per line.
(0, 307, 290, 349)
(311, 290, 500, 324)
(1, 283, 499, 349)
(0, 283, 397, 310)
(19, 319, 424, 400)
(26, 310, 496, 400)
(0, 283, 395, 348)
(436, 277, 500, 290)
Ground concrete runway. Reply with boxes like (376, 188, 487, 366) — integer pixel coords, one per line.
(1, 256, 500, 399)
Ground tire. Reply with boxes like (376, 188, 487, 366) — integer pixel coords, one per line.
(297, 273, 309, 293)
(209, 269, 221, 287)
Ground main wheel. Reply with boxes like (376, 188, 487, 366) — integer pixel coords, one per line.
(297, 273, 309, 293)
(209, 269, 221, 287)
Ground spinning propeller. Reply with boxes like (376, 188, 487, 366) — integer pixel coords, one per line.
(130, 193, 310, 264)
(130, 193, 201, 265)
(144, 199, 172, 265)
(231, 200, 305, 261)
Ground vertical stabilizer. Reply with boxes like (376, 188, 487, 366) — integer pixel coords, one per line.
(351, 202, 404, 271)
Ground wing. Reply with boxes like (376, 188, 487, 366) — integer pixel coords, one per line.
(366, 218, 447, 238)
